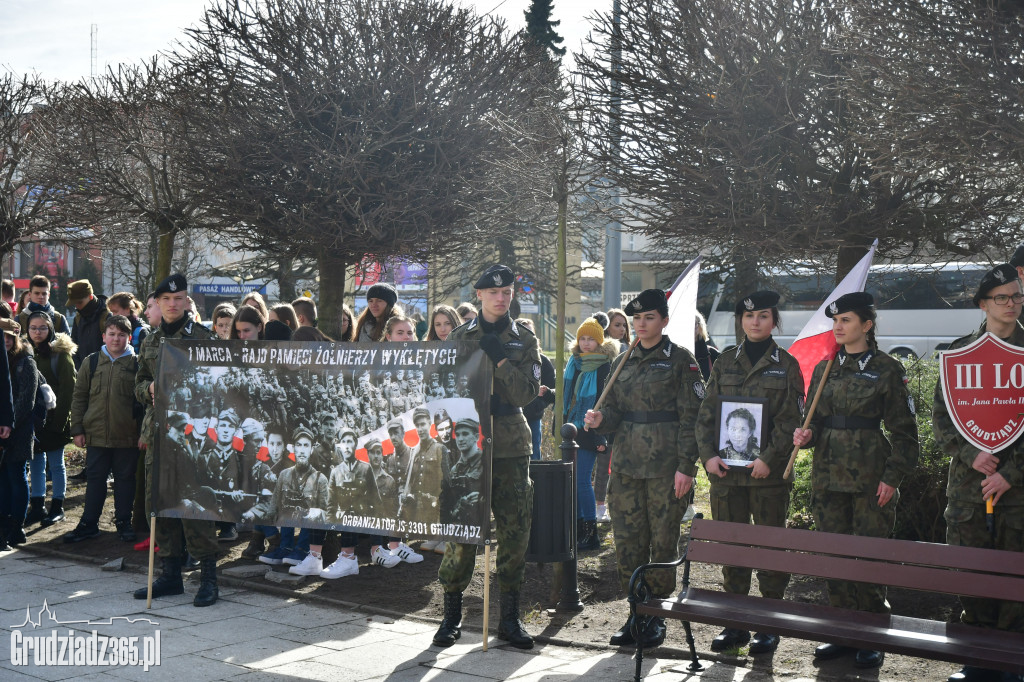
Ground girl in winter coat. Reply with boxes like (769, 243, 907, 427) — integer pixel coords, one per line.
(354, 283, 401, 342)
(25, 311, 77, 527)
(562, 317, 615, 551)
(0, 305, 41, 548)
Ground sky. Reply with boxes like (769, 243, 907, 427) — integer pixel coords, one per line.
(0, 0, 602, 84)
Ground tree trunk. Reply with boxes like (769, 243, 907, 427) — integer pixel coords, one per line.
(731, 248, 760, 344)
(154, 227, 177, 288)
(836, 242, 870, 283)
(277, 254, 297, 302)
(554, 195, 567, 438)
(317, 249, 346, 340)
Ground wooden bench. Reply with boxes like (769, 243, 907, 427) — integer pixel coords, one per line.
(627, 516, 1024, 682)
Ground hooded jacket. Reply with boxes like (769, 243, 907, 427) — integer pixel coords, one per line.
(34, 333, 77, 451)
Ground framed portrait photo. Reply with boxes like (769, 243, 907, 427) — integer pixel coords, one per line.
(715, 396, 769, 467)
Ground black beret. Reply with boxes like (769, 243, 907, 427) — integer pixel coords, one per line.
(825, 292, 875, 318)
(264, 320, 292, 341)
(973, 263, 1021, 306)
(474, 264, 514, 289)
(154, 273, 187, 297)
(735, 290, 780, 315)
(1010, 244, 1024, 268)
(366, 283, 397, 306)
(623, 289, 667, 317)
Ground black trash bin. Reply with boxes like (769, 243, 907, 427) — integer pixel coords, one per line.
(525, 460, 575, 562)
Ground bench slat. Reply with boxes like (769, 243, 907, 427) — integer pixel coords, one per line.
(686, 541, 1024, 602)
(690, 519, 1024, 578)
(638, 589, 1023, 674)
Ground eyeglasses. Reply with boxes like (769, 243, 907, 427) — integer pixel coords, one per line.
(983, 293, 1024, 306)
(28, 326, 50, 333)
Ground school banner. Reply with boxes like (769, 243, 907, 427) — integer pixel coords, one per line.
(152, 340, 493, 544)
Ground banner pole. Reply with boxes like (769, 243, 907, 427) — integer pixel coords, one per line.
(784, 356, 834, 480)
(482, 542, 491, 652)
(586, 336, 640, 430)
(146, 513, 157, 609)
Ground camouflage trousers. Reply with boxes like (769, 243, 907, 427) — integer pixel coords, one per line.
(608, 471, 688, 597)
(144, 444, 218, 562)
(945, 504, 1024, 633)
(439, 456, 533, 594)
(812, 488, 898, 613)
(709, 483, 790, 599)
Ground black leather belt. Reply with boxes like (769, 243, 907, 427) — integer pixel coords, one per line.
(823, 416, 881, 430)
(491, 396, 523, 417)
(623, 410, 676, 424)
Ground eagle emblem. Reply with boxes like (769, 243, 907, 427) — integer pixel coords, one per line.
(169, 280, 178, 292)
(493, 273, 502, 286)
(995, 269, 1007, 283)
(829, 302, 838, 315)
(743, 298, 754, 311)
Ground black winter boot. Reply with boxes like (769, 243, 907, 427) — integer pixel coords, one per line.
(497, 591, 534, 649)
(134, 557, 184, 599)
(241, 530, 266, 559)
(432, 592, 463, 647)
(0, 515, 10, 552)
(8, 513, 27, 545)
(577, 520, 600, 551)
(25, 497, 46, 525)
(40, 498, 65, 527)
(194, 559, 219, 607)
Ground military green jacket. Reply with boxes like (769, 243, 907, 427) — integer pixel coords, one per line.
(135, 314, 216, 447)
(933, 321, 1024, 507)
(696, 338, 805, 486)
(806, 348, 919, 493)
(449, 315, 541, 460)
(596, 336, 704, 479)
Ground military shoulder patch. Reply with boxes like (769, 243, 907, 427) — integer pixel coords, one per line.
(693, 382, 706, 399)
(908, 395, 916, 415)
(689, 363, 700, 372)
(533, 363, 541, 380)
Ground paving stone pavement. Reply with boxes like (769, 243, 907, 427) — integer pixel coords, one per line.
(0, 548, 944, 681)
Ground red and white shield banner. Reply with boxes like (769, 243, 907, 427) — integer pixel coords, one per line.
(939, 332, 1024, 453)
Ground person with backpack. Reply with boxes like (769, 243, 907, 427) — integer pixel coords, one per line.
(0, 304, 42, 549)
(24, 311, 77, 528)
(63, 315, 142, 543)
(106, 292, 150, 355)
(17, 275, 70, 337)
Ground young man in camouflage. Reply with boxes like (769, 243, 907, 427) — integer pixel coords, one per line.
(585, 288, 705, 649)
(433, 265, 541, 650)
(932, 263, 1024, 682)
(132, 273, 221, 607)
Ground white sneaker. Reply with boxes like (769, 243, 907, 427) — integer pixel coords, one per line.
(288, 551, 323, 576)
(371, 546, 401, 568)
(682, 504, 696, 523)
(596, 504, 610, 523)
(392, 542, 424, 564)
(433, 541, 447, 555)
(419, 540, 439, 551)
(320, 554, 359, 579)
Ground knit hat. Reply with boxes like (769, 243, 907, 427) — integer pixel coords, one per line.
(366, 283, 397, 306)
(576, 317, 605, 346)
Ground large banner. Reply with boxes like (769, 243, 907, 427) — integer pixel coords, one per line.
(152, 340, 492, 544)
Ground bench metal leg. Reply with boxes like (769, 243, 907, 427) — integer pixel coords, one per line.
(682, 620, 703, 672)
(634, 641, 643, 682)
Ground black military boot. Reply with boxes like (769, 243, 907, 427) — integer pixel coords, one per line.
(432, 592, 463, 647)
(133, 557, 184, 599)
(40, 498, 65, 527)
(25, 497, 46, 525)
(194, 559, 219, 607)
(0, 515, 10, 552)
(577, 521, 600, 551)
(8, 513, 27, 545)
(241, 530, 267, 559)
(497, 592, 533, 649)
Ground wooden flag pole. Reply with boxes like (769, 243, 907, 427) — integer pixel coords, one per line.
(784, 356, 835, 480)
(146, 513, 157, 609)
(586, 336, 641, 430)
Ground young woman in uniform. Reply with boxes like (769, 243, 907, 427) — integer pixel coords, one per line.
(793, 291, 919, 669)
(695, 290, 804, 655)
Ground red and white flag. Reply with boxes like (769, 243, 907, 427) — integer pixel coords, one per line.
(664, 256, 702, 354)
(788, 241, 878, 394)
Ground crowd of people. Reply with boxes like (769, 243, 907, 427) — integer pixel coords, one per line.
(0, 255, 1020, 682)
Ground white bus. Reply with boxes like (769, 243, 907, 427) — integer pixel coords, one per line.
(705, 262, 993, 359)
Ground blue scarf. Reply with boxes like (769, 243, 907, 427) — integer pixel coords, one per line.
(563, 353, 604, 428)
(27, 301, 56, 316)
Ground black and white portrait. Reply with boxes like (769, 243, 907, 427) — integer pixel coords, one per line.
(715, 396, 768, 466)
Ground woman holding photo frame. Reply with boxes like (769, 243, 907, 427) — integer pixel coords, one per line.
(792, 291, 919, 670)
(695, 290, 805, 656)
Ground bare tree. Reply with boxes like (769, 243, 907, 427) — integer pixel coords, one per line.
(575, 0, 1024, 290)
(171, 0, 545, 338)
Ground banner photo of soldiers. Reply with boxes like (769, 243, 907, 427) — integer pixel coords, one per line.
(151, 340, 493, 544)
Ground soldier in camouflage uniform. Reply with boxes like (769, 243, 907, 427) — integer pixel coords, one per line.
(932, 264, 1024, 682)
(585, 288, 705, 650)
(433, 265, 541, 650)
(132, 273, 221, 607)
(695, 290, 805, 655)
(793, 291, 919, 669)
